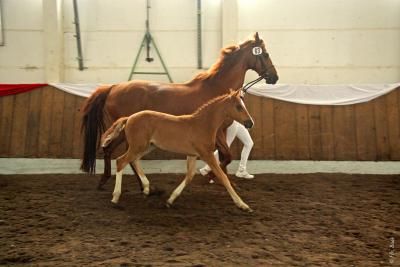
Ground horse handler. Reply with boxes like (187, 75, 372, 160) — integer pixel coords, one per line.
(200, 120, 254, 179)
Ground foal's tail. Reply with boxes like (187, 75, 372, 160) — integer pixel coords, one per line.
(101, 117, 129, 148)
(80, 85, 113, 174)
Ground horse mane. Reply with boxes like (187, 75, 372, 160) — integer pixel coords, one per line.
(190, 40, 254, 82)
(191, 91, 233, 117)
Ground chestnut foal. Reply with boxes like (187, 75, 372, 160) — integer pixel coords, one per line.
(101, 90, 254, 212)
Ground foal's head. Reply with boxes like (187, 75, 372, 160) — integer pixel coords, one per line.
(225, 90, 254, 129)
(241, 32, 279, 84)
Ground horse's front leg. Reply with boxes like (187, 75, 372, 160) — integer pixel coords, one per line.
(206, 126, 231, 180)
(166, 156, 197, 207)
(216, 129, 232, 175)
(201, 152, 251, 212)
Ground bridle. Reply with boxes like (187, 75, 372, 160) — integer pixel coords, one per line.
(242, 44, 274, 94)
(242, 75, 265, 94)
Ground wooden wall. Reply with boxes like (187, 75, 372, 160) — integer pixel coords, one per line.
(235, 90, 400, 161)
(1, 85, 400, 161)
(0, 86, 85, 158)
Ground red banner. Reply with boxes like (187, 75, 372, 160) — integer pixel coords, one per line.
(0, 84, 48, 97)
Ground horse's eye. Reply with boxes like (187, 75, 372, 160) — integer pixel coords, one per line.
(264, 52, 269, 59)
(236, 105, 243, 111)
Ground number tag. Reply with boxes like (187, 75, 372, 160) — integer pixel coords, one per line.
(252, 47, 262, 55)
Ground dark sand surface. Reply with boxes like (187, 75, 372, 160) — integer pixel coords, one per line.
(1, 173, 399, 266)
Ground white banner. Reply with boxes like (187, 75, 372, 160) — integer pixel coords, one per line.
(247, 83, 400, 105)
(50, 82, 400, 105)
(50, 83, 102, 98)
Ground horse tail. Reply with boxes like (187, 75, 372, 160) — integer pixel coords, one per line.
(80, 85, 113, 174)
(101, 117, 128, 148)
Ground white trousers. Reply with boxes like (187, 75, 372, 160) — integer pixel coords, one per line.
(207, 121, 254, 170)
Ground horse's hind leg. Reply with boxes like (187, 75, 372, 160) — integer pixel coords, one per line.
(98, 133, 125, 190)
(130, 146, 164, 196)
(131, 160, 150, 196)
(129, 163, 143, 192)
(166, 156, 197, 207)
(99, 134, 145, 193)
(112, 149, 136, 204)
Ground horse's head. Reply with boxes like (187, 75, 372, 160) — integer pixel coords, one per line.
(243, 32, 279, 84)
(226, 90, 254, 129)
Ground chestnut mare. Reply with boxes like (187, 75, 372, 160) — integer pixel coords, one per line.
(80, 32, 278, 190)
(102, 90, 254, 212)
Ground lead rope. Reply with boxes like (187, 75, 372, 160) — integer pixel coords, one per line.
(242, 75, 265, 94)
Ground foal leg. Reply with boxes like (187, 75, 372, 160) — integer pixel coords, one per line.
(209, 129, 239, 189)
(206, 128, 231, 182)
(129, 163, 143, 192)
(112, 149, 135, 204)
(99, 134, 144, 193)
(166, 156, 197, 207)
(131, 160, 151, 196)
(202, 153, 251, 212)
(216, 129, 232, 175)
(130, 146, 164, 196)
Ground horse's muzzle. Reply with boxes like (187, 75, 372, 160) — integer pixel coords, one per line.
(265, 74, 279, 84)
(244, 120, 254, 129)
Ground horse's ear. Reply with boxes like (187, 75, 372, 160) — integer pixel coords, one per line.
(254, 32, 260, 43)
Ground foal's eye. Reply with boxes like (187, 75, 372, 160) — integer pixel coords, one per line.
(236, 105, 243, 111)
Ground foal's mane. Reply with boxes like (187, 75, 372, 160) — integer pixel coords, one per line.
(191, 39, 254, 82)
(191, 91, 234, 117)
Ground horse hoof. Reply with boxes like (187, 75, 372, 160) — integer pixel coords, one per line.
(143, 188, 150, 196)
(243, 206, 253, 213)
(239, 204, 253, 213)
(165, 202, 172, 208)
